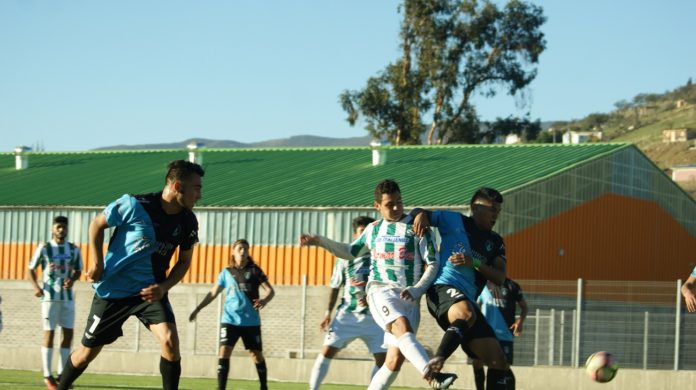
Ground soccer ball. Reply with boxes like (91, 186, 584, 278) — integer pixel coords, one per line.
(585, 351, 618, 383)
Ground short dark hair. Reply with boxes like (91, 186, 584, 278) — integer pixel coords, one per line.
(53, 216, 68, 225)
(374, 179, 401, 202)
(352, 216, 376, 233)
(470, 187, 503, 205)
(165, 160, 205, 185)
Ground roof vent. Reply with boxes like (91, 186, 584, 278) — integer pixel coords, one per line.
(370, 139, 389, 166)
(14, 146, 31, 170)
(187, 142, 204, 165)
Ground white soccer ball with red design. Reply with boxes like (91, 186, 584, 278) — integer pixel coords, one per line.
(585, 351, 618, 383)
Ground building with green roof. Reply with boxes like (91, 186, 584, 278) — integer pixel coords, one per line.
(1, 143, 694, 284)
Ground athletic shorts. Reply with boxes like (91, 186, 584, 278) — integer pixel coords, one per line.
(323, 310, 386, 354)
(220, 324, 262, 351)
(367, 287, 421, 348)
(42, 300, 75, 331)
(81, 294, 176, 348)
(500, 340, 514, 365)
(426, 284, 495, 359)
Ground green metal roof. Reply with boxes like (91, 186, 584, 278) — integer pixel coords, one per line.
(2, 143, 631, 207)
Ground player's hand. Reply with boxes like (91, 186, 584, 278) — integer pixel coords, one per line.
(684, 290, 696, 313)
(319, 314, 331, 332)
(448, 253, 474, 267)
(189, 310, 198, 322)
(299, 234, 319, 246)
(140, 284, 164, 302)
(400, 288, 415, 302)
(412, 211, 431, 237)
(87, 262, 104, 282)
(510, 320, 523, 336)
(33, 287, 43, 298)
(253, 298, 267, 310)
(63, 278, 74, 289)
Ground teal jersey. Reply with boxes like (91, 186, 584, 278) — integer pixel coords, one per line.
(28, 240, 83, 302)
(330, 255, 371, 315)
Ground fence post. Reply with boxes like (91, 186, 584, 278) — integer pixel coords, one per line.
(534, 308, 540, 366)
(571, 309, 576, 367)
(559, 310, 565, 366)
(674, 279, 682, 371)
(643, 311, 649, 370)
(574, 278, 583, 368)
(549, 308, 555, 365)
(300, 274, 308, 359)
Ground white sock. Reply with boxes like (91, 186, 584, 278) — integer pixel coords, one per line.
(58, 347, 70, 375)
(370, 365, 380, 379)
(396, 332, 429, 375)
(367, 366, 399, 390)
(309, 354, 331, 390)
(41, 347, 53, 377)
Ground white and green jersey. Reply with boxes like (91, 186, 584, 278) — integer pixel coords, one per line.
(28, 240, 83, 302)
(330, 255, 371, 315)
(347, 216, 438, 294)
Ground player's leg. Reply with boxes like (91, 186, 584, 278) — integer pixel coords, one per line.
(471, 358, 485, 390)
(310, 312, 352, 390)
(217, 324, 240, 390)
(139, 296, 180, 390)
(466, 337, 514, 389)
(57, 300, 75, 381)
(41, 301, 58, 386)
(367, 346, 403, 390)
(241, 326, 267, 390)
(362, 313, 387, 379)
(426, 285, 476, 373)
(309, 345, 340, 390)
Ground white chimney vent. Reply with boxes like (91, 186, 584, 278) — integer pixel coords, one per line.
(370, 139, 389, 166)
(14, 146, 31, 170)
(187, 142, 204, 165)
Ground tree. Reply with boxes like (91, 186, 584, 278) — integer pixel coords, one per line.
(484, 115, 541, 143)
(340, 0, 546, 145)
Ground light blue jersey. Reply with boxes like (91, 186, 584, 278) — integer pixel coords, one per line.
(478, 286, 514, 342)
(691, 266, 696, 278)
(93, 194, 157, 298)
(218, 268, 261, 326)
(430, 210, 478, 301)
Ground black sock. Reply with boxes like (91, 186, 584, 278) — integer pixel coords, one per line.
(255, 361, 267, 390)
(473, 366, 485, 390)
(486, 368, 515, 390)
(57, 355, 87, 390)
(435, 319, 469, 359)
(217, 358, 230, 390)
(160, 357, 181, 390)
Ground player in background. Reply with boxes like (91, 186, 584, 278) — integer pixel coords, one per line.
(681, 266, 696, 312)
(308, 216, 387, 390)
(57, 160, 204, 390)
(28, 216, 83, 390)
(301, 179, 457, 390)
(471, 278, 528, 390)
(410, 187, 516, 389)
(189, 239, 275, 390)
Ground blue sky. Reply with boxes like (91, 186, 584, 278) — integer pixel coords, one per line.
(1, 0, 694, 151)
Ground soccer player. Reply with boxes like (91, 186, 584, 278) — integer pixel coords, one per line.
(189, 239, 275, 390)
(300, 179, 457, 390)
(308, 216, 387, 390)
(410, 187, 516, 389)
(471, 278, 528, 390)
(57, 160, 204, 390)
(681, 266, 696, 312)
(28, 215, 83, 390)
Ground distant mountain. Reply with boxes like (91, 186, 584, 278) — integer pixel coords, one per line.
(93, 135, 374, 151)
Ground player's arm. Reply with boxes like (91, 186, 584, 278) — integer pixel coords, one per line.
(299, 233, 369, 260)
(253, 281, 275, 310)
(321, 288, 341, 332)
(402, 232, 440, 301)
(681, 276, 696, 313)
(475, 255, 506, 286)
(27, 245, 44, 298)
(409, 208, 433, 237)
(189, 283, 224, 322)
(511, 297, 529, 336)
(142, 247, 194, 302)
(87, 213, 110, 282)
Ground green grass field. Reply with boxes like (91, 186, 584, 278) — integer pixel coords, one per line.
(0, 369, 414, 390)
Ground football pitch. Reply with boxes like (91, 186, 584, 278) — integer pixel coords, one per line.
(0, 369, 415, 390)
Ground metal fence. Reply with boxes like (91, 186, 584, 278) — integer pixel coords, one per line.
(2, 278, 695, 371)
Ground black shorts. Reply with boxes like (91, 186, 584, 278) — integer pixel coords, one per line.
(81, 294, 176, 348)
(426, 284, 496, 359)
(499, 340, 514, 365)
(220, 324, 262, 351)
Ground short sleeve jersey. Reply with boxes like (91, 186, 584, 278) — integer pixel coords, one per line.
(478, 285, 514, 342)
(431, 211, 506, 301)
(218, 262, 269, 326)
(347, 215, 438, 294)
(93, 192, 199, 298)
(330, 255, 371, 315)
(691, 266, 696, 278)
(28, 240, 83, 302)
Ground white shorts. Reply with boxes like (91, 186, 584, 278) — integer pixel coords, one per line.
(367, 287, 421, 347)
(323, 310, 386, 354)
(41, 300, 75, 331)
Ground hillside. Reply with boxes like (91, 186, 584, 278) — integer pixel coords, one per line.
(93, 135, 373, 150)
